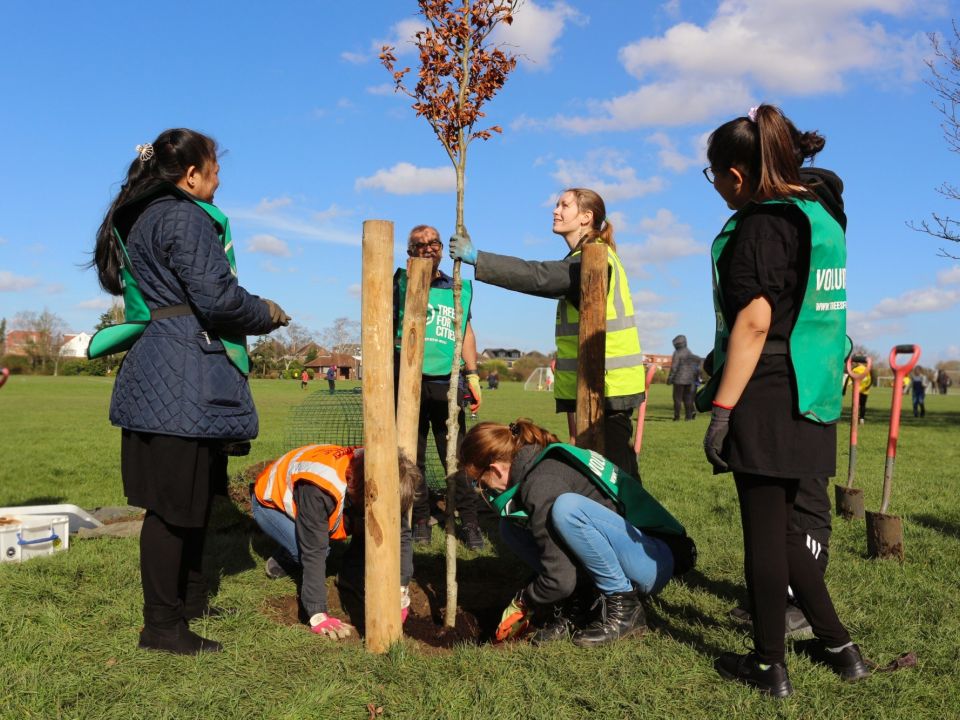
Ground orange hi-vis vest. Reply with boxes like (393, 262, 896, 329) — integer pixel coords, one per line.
(253, 445, 359, 541)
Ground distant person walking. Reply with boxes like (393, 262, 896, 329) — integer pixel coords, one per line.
(911, 369, 926, 417)
(90, 129, 289, 655)
(300, 370, 310, 390)
(937, 368, 952, 395)
(326, 365, 336, 394)
(666, 334, 701, 421)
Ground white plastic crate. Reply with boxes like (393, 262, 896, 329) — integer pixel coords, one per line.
(0, 515, 69, 563)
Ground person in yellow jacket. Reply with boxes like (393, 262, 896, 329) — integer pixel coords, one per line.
(252, 445, 419, 637)
(449, 188, 646, 478)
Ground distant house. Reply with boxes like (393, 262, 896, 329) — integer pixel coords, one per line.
(60, 333, 92, 358)
(304, 352, 360, 380)
(643, 353, 673, 369)
(4, 330, 42, 356)
(481, 348, 523, 368)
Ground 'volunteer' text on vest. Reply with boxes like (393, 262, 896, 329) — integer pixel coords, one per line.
(395, 268, 473, 376)
(696, 198, 847, 422)
(253, 445, 358, 540)
(87, 188, 250, 375)
(489, 443, 686, 537)
(554, 246, 646, 401)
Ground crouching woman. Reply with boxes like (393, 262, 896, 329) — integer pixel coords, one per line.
(459, 419, 695, 646)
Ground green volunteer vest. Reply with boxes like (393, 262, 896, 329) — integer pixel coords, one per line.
(554, 247, 645, 401)
(394, 268, 473, 376)
(87, 194, 250, 375)
(696, 198, 847, 422)
(489, 443, 686, 537)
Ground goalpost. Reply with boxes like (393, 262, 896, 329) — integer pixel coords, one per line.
(524, 366, 554, 392)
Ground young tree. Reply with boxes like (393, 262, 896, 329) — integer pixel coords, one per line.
(13, 309, 66, 373)
(382, 0, 520, 627)
(912, 22, 960, 258)
(321, 316, 361, 354)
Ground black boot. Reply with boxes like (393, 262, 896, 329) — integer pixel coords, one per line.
(572, 589, 646, 647)
(531, 603, 577, 645)
(794, 640, 871, 682)
(138, 620, 222, 655)
(715, 651, 793, 698)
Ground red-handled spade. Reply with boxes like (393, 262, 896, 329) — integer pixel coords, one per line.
(0, 367, 8, 390)
(835, 354, 872, 520)
(866, 344, 921, 560)
(633, 364, 659, 454)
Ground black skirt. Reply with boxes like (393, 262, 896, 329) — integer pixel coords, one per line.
(121, 430, 228, 527)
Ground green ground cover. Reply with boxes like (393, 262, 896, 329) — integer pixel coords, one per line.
(1, 376, 959, 719)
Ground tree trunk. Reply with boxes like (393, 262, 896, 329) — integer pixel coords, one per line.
(575, 242, 608, 454)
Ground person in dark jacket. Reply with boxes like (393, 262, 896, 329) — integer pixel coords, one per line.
(701, 106, 868, 697)
(92, 129, 290, 655)
(667, 334, 701, 420)
(459, 419, 690, 647)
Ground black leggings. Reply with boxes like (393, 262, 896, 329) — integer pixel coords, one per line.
(140, 509, 210, 628)
(735, 473, 850, 664)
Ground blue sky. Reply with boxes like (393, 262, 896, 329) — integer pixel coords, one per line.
(2, 1, 959, 363)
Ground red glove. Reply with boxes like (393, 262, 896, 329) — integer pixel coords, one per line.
(495, 591, 535, 643)
(310, 612, 354, 639)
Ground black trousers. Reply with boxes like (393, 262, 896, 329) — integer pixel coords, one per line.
(603, 409, 640, 480)
(672, 384, 696, 420)
(412, 380, 480, 525)
(734, 473, 850, 664)
(140, 508, 211, 628)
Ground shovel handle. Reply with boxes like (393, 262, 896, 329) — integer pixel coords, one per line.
(889, 345, 920, 374)
(633, 364, 659, 453)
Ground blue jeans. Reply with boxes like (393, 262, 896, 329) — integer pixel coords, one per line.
(251, 495, 300, 562)
(501, 493, 674, 596)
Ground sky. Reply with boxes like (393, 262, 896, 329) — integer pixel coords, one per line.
(1, 0, 959, 364)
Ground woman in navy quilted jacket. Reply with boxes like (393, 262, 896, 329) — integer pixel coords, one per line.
(92, 129, 290, 655)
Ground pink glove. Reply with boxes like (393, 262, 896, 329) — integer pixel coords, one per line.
(401, 585, 411, 624)
(309, 612, 354, 639)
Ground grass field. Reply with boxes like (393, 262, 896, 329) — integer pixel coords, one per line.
(1, 375, 959, 719)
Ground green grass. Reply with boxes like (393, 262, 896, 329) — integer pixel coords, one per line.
(1, 376, 959, 719)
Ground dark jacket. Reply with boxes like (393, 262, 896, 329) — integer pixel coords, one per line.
(667, 335, 701, 386)
(511, 444, 617, 606)
(109, 191, 274, 439)
(800, 168, 846, 230)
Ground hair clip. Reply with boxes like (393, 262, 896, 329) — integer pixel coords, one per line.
(135, 143, 155, 162)
(746, 107, 759, 123)
(508, 422, 521, 437)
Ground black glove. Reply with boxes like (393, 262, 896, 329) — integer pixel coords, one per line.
(262, 298, 291, 328)
(703, 405, 731, 471)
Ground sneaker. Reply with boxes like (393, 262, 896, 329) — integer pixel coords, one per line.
(715, 651, 793, 698)
(728, 604, 814, 640)
(413, 520, 432, 545)
(265, 556, 289, 580)
(459, 523, 485, 551)
(794, 640, 871, 682)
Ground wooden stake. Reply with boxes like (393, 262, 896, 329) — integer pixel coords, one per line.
(396, 257, 433, 464)
(361, 219, 402, 653)
(575, 242, 607, 454)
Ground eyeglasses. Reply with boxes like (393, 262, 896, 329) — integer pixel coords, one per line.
(702, 166, 716, 184)
(409, 239, 442, 253)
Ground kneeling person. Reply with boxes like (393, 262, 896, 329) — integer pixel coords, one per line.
(252, 445, 418, 637)
(459, 419, 696, 647)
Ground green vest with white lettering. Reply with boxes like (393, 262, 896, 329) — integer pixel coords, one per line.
(489, 442, 686, 537)
(394, 269, 473, 376)
(87, 191, 250, 375)
(554, 246, 645, 401)
(696, 198, 847, 423)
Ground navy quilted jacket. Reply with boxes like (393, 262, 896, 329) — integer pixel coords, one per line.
(109, 191, 274, 439)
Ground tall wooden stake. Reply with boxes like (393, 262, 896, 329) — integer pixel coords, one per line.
(361, 219, 402, 653)
(575, 242, 608, 454)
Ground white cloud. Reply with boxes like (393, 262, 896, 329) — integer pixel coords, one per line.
(367, 83, 398, 96)
(646, 132, 705, 173)
(348, 284, 362, 298)
(341, 51, 369, 65)
(870, 287, 960, 318)
(661, 0, 681, 18)
(492, 1, 586, 71)
(0, 271, 38, 292)
(227, 200, 359, 246)
(355, 163, 456, 195)
(616, 208, 707, 275)
(377, 17, 425, 57)
(77, 297, 113, 310)
(247, 234, 292, 257)
(632, 289, 665, 306)
(634, 310, 679, 351)
(44, 283, 64, 295)
(937, 265, 960, 286)
(548, 1, 927, 131)
(550, 149, 664, 202)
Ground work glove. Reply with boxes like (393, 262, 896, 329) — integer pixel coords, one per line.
(262, 298, 291, 328)
(309, 612, 355, 640)
(703, 404, 732, 471)
(449, 230, 478, 265)
(495, 590, 535, 643)
(465, 372, 483, 412)
(401, 585, 411, 624)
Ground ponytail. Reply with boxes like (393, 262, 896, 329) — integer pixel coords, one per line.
(91, 128, 218, 295)
(458, 418, 560, 484)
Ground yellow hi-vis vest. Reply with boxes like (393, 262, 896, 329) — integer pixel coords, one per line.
(253, 445, 358, 541)
(554, 246, 646, 401)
